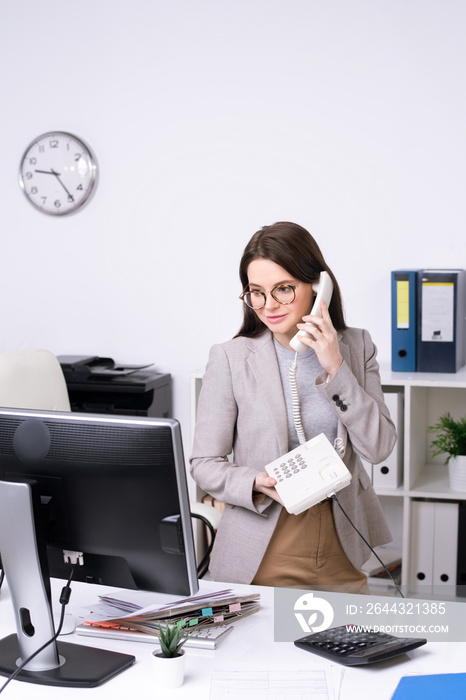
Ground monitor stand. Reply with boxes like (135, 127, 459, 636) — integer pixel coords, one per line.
(0, 479, 135, 687)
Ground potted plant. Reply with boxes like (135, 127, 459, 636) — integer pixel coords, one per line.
(428, 412, 466, 491)
(152, 619, 190, 689)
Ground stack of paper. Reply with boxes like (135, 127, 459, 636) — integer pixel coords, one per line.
(79, 589, 260, 636)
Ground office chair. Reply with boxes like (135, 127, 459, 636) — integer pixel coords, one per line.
(0, 348, 71, 412)
(0, 348, 71, 591)
(190, 501, 222, 578)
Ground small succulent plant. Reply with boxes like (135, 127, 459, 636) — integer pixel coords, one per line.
(157, 619, 189, 658)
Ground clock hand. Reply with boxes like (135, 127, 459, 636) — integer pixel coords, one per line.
(50, 167, 74, 202)
(34, 168, 75, 202)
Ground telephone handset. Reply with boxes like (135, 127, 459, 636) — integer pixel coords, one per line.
(289, 271, 334, 354)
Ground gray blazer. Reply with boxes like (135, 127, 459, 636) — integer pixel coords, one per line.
(190, 328, 396, 584)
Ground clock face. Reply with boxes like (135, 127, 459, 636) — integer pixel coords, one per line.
(19, 132, 98, 216)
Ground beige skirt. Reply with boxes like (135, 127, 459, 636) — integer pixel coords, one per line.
(252, 499, 369, 593)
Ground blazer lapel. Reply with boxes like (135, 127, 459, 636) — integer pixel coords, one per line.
(246, 333, 289, 455)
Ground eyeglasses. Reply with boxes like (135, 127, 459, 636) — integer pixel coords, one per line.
(239, 283, 301, 310)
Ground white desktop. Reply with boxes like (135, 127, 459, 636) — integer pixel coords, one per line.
(1, 577, 465, 700)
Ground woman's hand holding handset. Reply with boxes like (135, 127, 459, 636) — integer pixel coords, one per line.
(296, 300, 343, 381)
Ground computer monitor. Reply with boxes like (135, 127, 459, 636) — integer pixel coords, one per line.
(0, 406, 198, 687)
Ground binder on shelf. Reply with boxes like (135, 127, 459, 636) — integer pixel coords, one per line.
(409, 500, 459, 593)
(372, 390, 403, 489)
(409, 500, 434, 590)
(433, 501, 458, 588)
(416, 269, 466, 373)
(391, 270, 418, 371)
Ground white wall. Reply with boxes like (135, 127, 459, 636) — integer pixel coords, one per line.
(1, 0, 466, 453)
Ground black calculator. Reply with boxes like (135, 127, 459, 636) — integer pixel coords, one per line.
(294, 625, 427, 666)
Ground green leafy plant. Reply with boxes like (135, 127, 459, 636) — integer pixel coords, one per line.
(428, 412, 466, 464)
(157, 619, 190, 658)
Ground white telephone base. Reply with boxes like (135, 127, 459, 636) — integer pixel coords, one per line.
(265, 433, 351, 515)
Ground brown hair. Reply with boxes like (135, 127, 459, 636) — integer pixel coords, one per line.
(236, 221, 346, 338)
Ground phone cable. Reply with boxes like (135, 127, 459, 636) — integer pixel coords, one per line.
(289, 352, 307, 445)
(330, 491, 404, 598)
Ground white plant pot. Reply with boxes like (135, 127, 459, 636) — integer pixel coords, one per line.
(151, 649, 185, 689)
(448, 455, 466, 492)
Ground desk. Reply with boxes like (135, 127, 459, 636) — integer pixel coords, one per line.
(1, 578, 465, 699)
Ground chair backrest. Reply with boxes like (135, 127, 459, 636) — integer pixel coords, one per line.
(0, 349, 71, 412)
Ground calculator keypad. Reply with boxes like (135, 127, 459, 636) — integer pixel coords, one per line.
(309, 627, 393, 656)
(294, 625, 427, 666)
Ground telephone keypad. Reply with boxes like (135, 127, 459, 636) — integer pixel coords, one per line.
(265, 432, 352, 515)
(273, 453, 309, 482)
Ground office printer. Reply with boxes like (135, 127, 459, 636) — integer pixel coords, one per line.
(58, 355, 172, 418)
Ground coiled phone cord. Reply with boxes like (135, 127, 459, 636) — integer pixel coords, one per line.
(289, 352, 345, 456)
(289, 352, 307, 446)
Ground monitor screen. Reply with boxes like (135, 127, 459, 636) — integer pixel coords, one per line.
(0, 407, 198, 597)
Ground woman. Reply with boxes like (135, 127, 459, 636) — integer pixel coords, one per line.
(190, 222, 396, 590)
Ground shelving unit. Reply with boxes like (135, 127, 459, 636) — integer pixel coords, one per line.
(378, 363, 466, 599)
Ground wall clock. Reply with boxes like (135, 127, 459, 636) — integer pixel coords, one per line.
(19, 132, 98, 216)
